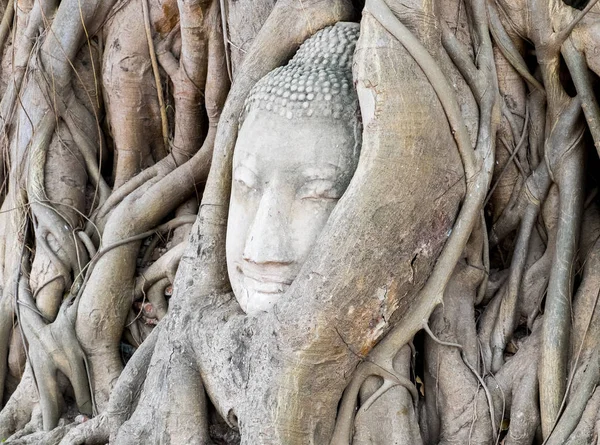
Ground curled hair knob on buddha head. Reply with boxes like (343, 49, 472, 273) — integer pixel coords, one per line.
(241, 22, 361, 124)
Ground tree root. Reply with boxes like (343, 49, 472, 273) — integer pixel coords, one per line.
(18, 272, 94, 431)
(540, 113, 586, 436)
(331, 1, 498, 442)
(330, 358, 419, 445)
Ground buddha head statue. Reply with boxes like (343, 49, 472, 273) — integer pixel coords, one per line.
(226, 22, 361, 315)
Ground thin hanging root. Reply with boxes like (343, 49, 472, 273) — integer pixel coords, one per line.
(92, 23, 221, 226)
(72, 215, 196, 308)
(487, 0, 544, 93)
(476, 211, 490, 305)
(219, 0, 232, 82)
(484, 103, 530, 208)
(329, 360, 417, 445)
(0, 0, 58, 123)
(35, 234, 71, 287)
(491, 95, 584, 371)
(77, 230, 96, 258)
(525, 250, 553, 328)
(422, 323, 498, 441)
(33, 201, 87, 276)
(553, 0, 600, 46)
(540, 136, 585, 438)
(359, 379, 400, 413)
(63, 109, 110, 207)
(545, 254, 600, 443)
(499, 135, 527, 179)
(371, 0, 475, 176)
(11, 205, 32, 405)
(545, 352, 600, 445)
(0, 0, 14, 56)
(562, 41, 600, 157)
(489, 180, 529, 247)
(490, 196, 544, 372)
(61, 86, 108, 192)
(141, 0, 169, 152)
(77, 23, 228, 401)
(134, 241, 185, 300)
(27, 113, 89, 320)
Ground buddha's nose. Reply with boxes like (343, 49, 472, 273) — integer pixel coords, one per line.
(242, 190, 294, 266)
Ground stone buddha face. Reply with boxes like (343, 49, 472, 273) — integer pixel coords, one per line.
(226, 22, 361, 315)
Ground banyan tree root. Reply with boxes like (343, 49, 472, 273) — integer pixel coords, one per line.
(99, 2, 357, 444)
(331, 0, 600, 444)
(0, 0, 228, 440)
(3, 0, 600, 444)
(331, 0, 498, 440)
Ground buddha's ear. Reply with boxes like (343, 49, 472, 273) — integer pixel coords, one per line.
(188, 1, 355, 297)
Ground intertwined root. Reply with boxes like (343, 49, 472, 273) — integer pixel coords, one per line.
(0, 0, 227, 439)
(2, 0, 600, 444)
(19, 289, 94, 430)
(330, 356, 419, 445)
(330, 0, 600, 444)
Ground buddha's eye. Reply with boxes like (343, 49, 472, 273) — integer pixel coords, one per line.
(298, 179, 340, 201)
(233, 166, 259, 194)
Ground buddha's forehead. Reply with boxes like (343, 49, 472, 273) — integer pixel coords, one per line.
(234, 111, 359, 175)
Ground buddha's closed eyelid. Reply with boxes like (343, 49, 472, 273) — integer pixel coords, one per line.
(297, 178, 341, 201)
(233, 166, 259, 191)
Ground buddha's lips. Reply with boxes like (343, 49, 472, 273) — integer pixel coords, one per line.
(237, 263, 294, 294)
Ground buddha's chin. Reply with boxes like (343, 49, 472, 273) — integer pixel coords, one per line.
(236, 282, 290, 316)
